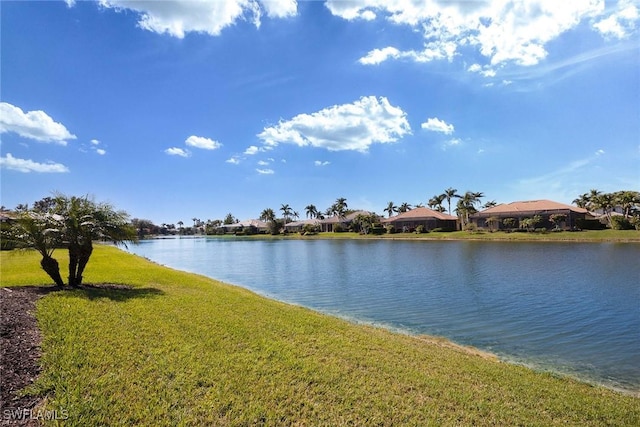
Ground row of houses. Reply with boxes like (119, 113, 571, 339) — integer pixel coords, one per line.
(219, 199, 594, 234)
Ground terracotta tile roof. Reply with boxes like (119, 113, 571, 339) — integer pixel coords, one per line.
(380, 207, 457, 223)
(285, 219, 321, 227)
(320, 211, 375, 223)
(475, 200, 589, 216)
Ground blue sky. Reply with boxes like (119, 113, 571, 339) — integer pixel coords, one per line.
(1, 0, 638, 225)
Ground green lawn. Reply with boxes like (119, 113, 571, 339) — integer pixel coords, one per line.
(2, 246, 639, 426)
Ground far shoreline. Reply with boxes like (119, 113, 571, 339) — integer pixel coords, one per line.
(147, 229, 640, 243)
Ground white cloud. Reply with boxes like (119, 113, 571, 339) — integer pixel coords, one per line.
(421, 117, 454, 134)
(260, 0, 297, 18)
(314, 160, 330, 166)
(96, 0, 298, 38)
(86, 138, 106, 155)
(595, 149, 605, 155)
(442, 138, 462, 150)
(244, 145, 264, 155)
(468, 63, 497, 77)
(359, 47, 401, 65)
(331, 1, 629, 72)
(257, 96, 411, 153)
(185, 135, 222, 150)
(1, 153, 70, 173)
(594, 0, 638, 38)
(0, 102, 76, 145)
(257, 160, 270, 166)
(256, 168, 274, 174)
(226, 156, 241, 164)
(165, 147, 191, 157)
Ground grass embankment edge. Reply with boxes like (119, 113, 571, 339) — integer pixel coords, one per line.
(203, 229, 640, 242)
(1, 246, 639, 426)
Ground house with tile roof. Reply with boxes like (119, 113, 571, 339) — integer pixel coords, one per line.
(470, 200, 592, 230)
(380, 207, 458, 232)
(284, 218, 322, 232)
(217, 219, 268, 234)
(319, 211, 375, 232)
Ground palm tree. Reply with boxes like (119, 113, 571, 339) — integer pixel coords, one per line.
(593, 192, 615, 227)
(305, 204, 318, 219)
(482, 200, 497, 209)
(3, 211, 65, 287)
(614, 190, 640, 218)
(573, 193, 590, 209)
(443, 187, 460, 215)
(384, 201, 397, 218)
(177, 220, 184, 234)
(280, 204, 293, 224)
(331, 198, 348, 218)
(398, 202, 412, 213)
(259, 208, 276, 222)
(455, 191, 484, 228)
(428, 194, 446, 213)
(53, 194, 136, 287)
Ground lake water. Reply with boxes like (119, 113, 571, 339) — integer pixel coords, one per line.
(127, 237, 640, 394)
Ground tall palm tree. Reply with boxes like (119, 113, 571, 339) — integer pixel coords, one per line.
(398, 202, 412, 213)
(615, 190, 640, 218)
(456, 191, 483, 228)
(332, 198, 348, 218)
(280, 204, 293, 224)
(428, 194, 446, 213)
(482, 200, 497, 209)
(573, 193, 590, 209)
(443, 187, 460, 215)
(384, 201, 397, 217)
(305, 204, 318, 219)
(259, 208, 276, 222)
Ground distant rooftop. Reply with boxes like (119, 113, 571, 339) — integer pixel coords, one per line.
(476, 200, 589, 216)
(381, 207, 457, 222)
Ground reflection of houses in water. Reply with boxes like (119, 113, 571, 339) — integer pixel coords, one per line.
(470, 200, 593, 230)
(380, 207, 457, 232)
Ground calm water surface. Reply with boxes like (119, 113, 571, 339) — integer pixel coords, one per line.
(128, 238, 640, 393)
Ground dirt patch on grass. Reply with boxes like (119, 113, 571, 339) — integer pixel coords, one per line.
(0, 283, 137, 425)
(0, 286, 56, 426)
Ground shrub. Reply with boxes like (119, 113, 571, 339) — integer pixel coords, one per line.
(333, 224, 345, 233)
(610, 216, 634, 230)
(385, 225, 395, 234)
(415, 225, 425, 234)
(576, 219, 606, 230)
(369, 226, 385, 235)
(302, 224, 318, 235)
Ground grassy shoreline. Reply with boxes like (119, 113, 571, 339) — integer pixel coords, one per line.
(190, 229, 640, 243)
(1, 246, 639, 425)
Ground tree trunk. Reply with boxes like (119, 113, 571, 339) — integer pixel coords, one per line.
(68, 243, 80, 287)
(40, 255, 64, 288)
(74, 242, 93, 287)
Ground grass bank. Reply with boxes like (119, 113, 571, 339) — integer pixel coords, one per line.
(216, 229, 640, 242)
(2, 246, 639, 425)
